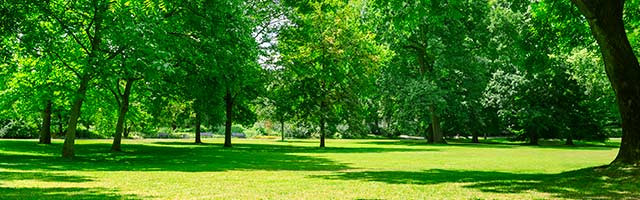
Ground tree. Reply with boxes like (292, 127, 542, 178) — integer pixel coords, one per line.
(0, 1, 74, 144)
(29, 0, 170, 158)
(571, 0, 640, 165)
(280, 0, 391, 147)
(103, 0, 168, 151)
(161, 0, 264, 147)
(377, 0, 490, 143)
(28, 0, 108, 158)
(263, 69, 296, 141)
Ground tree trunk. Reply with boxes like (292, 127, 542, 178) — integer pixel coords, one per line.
(529, 131, 539, 145)
(61, 0, 106, 158)
(428, 106, 445, 144)
(566, 134, 574, 145)
(281, 118, 285, 141)
(224, 89, 233, 148)
(426, 123, 434, 142)
(123, 121, 130, 138)
(195, 111, 202, 144)
(372, 116, 380, 135)
(572, 0, 640, 164)
(39, 100, 52, 144)
(319, 116, 326, 148)
(111, 79, 134, 152)
(57, 113, 64, 136)
(62, 76, 90, 159)
(472, 131, 479, 143)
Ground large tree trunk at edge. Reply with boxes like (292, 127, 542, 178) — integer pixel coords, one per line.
(62, 76, 90, 159)
(572, 0, 640, 165)
(111, 79, 134, 151)
(39, 100, 52, 144)
(224, 89, 233, 148)
(195, 111, 202, 144)
(428, 106, 445, 144)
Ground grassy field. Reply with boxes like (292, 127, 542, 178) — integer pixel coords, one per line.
(0, 138, 638, 199)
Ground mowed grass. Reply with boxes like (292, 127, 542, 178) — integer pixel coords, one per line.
(0, 138, 638, 199)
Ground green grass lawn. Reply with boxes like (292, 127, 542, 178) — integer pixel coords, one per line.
(0, 138, 638, 199)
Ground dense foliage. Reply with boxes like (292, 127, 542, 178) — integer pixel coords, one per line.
(1, 0, 639, 163)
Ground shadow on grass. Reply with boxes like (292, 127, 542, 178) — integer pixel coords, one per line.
(357, 139, 619, 150)
(0, 171, 93, 182)
(0, 140, 433, 172)
(0, 187, 143, 200)
(151, 141, 436, 153)
(313, 167, 640, 199)
(0, 170, 143, 200)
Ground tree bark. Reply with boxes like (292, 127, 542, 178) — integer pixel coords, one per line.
(224, 89, 233, 148)
(39, 100, 52, 144)
(171, 122, 177, 131)
(472, 131, 479, 143)
(62, 76, 90, 159)
(281, 118, 285, 141)
(372, 116, 380, 135)
(428, 106, 446, 144)
(111, 79, 134, 152)
(566, 134, 574, 145)
(195, 111, 202, 144)
(529, 131, 539, 145)
(572, 0, 640, 164)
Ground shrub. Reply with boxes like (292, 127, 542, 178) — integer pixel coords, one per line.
(0, 119, 38, 139)
(76, 129, 107, 139)
(253, 135, 279, 139)
(231, 125, 244, 133)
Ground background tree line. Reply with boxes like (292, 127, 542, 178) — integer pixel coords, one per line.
(1, 0, 639, 164)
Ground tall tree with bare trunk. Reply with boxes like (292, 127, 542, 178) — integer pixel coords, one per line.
(572, 0, 640, 165)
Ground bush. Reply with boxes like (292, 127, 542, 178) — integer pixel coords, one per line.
(126, 132, 145, 139)
(75, 129, 107, 139)
(256, 127, 268, 136)
(0, 119, 38, 139)
(169, 132, 191, 138)
(231, 125, 244, 133)
(253, 135, 279, 139)
(290, 122, 314, 138)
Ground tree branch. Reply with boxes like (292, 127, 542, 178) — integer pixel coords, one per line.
(44, 8, 91, 54)
(51, 51, 81, 78)
(109, 87, 122, 107)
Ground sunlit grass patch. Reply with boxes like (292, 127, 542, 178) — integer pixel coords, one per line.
(0, 138, 636, 199)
